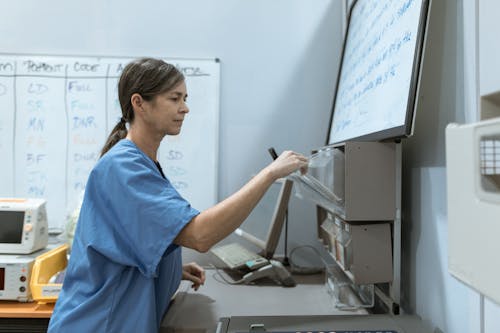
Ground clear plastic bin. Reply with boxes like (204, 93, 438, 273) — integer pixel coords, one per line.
(319, 216, 337, 256)
(289, 146, 345, 214)
(334, 217, 352, 270)
(325, 262, 374, 310)
(325, 263, 374, 310)
(309, 146, 345, 201)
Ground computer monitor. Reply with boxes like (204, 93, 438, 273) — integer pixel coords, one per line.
(327, 0, 430, 145)
(234, 179, 293, 259)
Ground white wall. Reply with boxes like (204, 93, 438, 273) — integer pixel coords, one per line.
(479, 0, 500, 97)
(0, 0, 342, 259)
(401, 0, 500, 332)
(10, 2, 500, 331)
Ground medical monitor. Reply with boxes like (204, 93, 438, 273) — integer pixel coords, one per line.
(327, 0, 430, 145)
(0, 198, 48, 254)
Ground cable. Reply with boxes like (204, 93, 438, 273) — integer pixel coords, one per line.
(210, 264, 245, 285)
(288, 245, 326, 275)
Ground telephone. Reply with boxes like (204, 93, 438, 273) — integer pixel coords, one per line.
(241, 260, 296, 287)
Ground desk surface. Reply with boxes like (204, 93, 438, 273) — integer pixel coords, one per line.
(0, 301, 54, 318)
(161, 268, 367, 333)
(219, 315, 433, 333)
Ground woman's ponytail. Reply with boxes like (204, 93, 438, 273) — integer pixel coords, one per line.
(100, 118, 128, 157)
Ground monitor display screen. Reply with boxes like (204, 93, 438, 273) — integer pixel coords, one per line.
(327, 0, 429, 145)
(0, 268, 4, 290)
(0, 211, 24, 244)
(236, 179, 292, 259)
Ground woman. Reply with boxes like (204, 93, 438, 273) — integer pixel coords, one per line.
(48, 58, 308, 333)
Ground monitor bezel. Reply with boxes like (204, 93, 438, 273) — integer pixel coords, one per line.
(326, 0, 431, 146)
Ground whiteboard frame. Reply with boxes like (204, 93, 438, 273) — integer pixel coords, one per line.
(0, 53, 220, 226)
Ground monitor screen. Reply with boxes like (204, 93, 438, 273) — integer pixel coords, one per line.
(235, 179, 293, 259)
(0, 268, 4, 290)
(0, 211, 24, 244)
(327, 0, 430, 145)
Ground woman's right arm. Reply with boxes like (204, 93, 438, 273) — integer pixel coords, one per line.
(174, 151, 307, 252)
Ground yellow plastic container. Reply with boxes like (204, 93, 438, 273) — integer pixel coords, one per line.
(30, 244, 69, 304)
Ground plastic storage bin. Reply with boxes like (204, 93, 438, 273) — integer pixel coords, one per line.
(325, 262, 374, 310)
(309, 146, 345, 201)
(291, 146, 345, 214)
(30, 244, 68, 304)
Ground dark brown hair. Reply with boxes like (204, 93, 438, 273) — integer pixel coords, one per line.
(100, 58, 185, 156)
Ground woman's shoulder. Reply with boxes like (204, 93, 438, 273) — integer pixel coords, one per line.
(105, 139, 141, 157)
(96, 139, 154, 172)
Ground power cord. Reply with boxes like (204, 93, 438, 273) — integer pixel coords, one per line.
(210, 261, 296, 287)
(288, 245, 325, 275)
(210, 264, 245, 285)
(280, 194, 324, 275)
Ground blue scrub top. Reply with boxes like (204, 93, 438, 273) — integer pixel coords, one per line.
(48, 139, 200, 333)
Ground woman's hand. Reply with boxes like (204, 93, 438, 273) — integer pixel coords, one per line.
(182, 262, 206, 291)
(266, 150, 308, 180)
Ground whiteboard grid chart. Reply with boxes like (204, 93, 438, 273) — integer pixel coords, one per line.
(0, 55, 220, 229)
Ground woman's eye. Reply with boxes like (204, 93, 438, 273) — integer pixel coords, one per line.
(168, 96, 187, 103)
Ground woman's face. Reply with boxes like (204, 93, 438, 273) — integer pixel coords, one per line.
(144, 81, 189, 136)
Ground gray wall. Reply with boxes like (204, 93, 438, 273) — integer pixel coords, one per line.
(401, 0, 467, 329)
(402, 0, 500, 331)
(0, 0, 343, 262)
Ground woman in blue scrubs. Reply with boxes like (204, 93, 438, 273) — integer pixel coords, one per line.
(48, 58, 308, 333)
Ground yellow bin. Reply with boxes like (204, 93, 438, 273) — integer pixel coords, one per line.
(30, 244, 69, 304)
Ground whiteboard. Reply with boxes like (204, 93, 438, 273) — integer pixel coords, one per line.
(0, 55, 220, 229)
(328, 0, 429, 144)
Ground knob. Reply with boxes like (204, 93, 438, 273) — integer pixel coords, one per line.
(20, 276, 26, 282)
(24, 223, 33, 232)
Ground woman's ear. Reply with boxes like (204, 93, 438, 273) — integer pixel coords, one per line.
(130, 93, 144, 113)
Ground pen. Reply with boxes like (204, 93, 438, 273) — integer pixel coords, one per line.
(268, 147, 278, 160)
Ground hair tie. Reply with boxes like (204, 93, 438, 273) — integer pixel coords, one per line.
(120, 117, 126, 124)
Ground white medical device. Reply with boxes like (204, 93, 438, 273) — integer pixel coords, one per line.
(0, 198, 48, 254)
(0, 252, 38, 302)
(446, 118, 500, 305)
